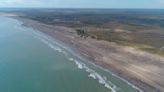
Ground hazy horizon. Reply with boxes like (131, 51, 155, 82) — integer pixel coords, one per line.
(0, 0, 164, 9)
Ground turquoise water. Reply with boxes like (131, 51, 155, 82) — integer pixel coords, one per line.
(0, 17, 141, 92)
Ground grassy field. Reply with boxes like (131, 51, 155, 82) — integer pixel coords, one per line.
(5, 9, 164, 56)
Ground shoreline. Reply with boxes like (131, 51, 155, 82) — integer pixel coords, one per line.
(15, 17, 164, 92)
(28, 29, 120, 91)
(0, 13, 20, 17)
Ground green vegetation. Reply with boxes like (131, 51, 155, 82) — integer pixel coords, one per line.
(7, 9, 164, 56)
(118, 42, 164, 56)
(76, 29, 88, 38)
(79, 28, 164, 56)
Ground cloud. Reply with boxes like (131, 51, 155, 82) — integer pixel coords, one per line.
(0, 0, 164, 8)
(1, 0, 23, 4)
(0, 0, 41, 5)
(159, 0, 164, 4)
(0, 0, 47, 7)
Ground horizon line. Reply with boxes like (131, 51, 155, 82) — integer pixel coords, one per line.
(1, 7, 164, 10)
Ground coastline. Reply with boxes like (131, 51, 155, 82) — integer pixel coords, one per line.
(0, 13, 20, 17)
(15, 17, 164, 92)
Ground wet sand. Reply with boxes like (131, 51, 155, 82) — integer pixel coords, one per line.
(17, 17, 164, 92)
(0, 13, 19, 16)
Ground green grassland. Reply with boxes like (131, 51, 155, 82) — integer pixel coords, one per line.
(7, 9, 164, 56)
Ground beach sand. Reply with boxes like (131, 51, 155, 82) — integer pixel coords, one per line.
(17, 17, 164, 92)
(0, 13, 20, 16)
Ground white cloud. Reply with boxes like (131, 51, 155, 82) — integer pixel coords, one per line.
(0, 0, 164, 8)
(0, 0, 47, 7)
(158, 0, 164, 4)
(0, 0, 22, 4)
(0, 0, 41, 5)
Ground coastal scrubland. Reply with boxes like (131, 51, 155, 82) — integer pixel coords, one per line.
(10, 9, 164, 56)
(2, 9, 164, 92)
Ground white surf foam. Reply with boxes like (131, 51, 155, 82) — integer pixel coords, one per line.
(71, 59, 118, 92)
(70, 51, 143, 92)
(28, 29, 143, 92)
(29, 30, 66, 54)
(88, 73, 97, 79)
(27, 30, 119, 92)
(86, 61, 143, 92)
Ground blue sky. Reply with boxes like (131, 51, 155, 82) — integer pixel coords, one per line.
(0, 0, 164, 8)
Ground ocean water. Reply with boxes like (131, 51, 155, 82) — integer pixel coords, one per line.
(0, 16, 142, 92)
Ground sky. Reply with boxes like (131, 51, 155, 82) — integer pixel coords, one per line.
(0, 0, 164, 8)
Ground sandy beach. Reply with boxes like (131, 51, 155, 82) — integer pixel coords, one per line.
(17, 17, 164, 92)
(0, 13, 19, 16)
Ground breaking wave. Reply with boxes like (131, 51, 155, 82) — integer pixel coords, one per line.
(29, 30, 119, 92)
(69, 58, 118, 92)
(28, 29, 143, 92)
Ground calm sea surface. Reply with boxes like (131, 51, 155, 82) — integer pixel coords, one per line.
(0, 17, 141, 92)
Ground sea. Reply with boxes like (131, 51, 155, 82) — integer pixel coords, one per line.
(0, 16, 142, 92)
